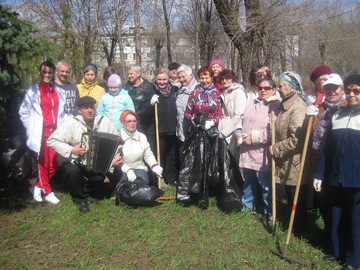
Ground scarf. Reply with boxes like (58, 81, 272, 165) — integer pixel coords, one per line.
(157, 84, 172, 97)
(195, 83, 217, 107)
(123, 128, 136, 139)
(312, 98, 343, 151)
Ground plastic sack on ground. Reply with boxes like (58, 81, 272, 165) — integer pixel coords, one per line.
(176, 126, 243, 212)
(115, 178, 164, 207)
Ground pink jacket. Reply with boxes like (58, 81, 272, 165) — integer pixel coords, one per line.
(239, 96, 281, 171)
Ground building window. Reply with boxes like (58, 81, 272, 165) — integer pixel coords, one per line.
(124, 54, 128, 61)
(133, 53, 136, 61)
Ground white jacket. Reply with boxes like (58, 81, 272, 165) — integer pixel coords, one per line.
(119, 129, 158, 173)
(19, 84, 67, 155)
(47, 115, 117, 163)
(218, 82, 247, 138)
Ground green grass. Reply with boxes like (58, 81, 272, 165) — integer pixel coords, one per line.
(0, 185, 340, 270)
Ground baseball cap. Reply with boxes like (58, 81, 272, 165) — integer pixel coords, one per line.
(322, 74, 343, 87)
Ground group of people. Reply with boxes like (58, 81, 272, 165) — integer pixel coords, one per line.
(18, 58, 360, 269)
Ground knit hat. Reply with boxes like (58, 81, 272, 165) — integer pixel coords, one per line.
(310, 65, 332, 83)
(107, 74, 122, 88)
(120, 110, 137, 124)
(77, 96, 96, 107)
(344, 74, 360, 87)
(209, 59, 225, 71)
(323, 74, 343, 87)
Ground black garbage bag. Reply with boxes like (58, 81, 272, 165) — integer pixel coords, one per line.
(177, 127, 210, 208)
(177, 126, 243, 212)
(115, 178, 164, 207)
(216, 137, 243, 212)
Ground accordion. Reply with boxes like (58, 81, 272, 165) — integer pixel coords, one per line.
(80, 131, 123, 174)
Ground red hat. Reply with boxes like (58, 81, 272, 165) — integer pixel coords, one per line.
(120, 110, 137, 124)
(209, 59, 225, 71)
(310, 66, 332, 83)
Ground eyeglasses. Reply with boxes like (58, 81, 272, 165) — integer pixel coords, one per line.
(258, 86, 273, 91)
(345, 87, 360, 95)
(125, 120, 137, 123)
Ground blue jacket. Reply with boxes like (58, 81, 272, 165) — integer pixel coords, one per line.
(96, 89, 134, 131)
(317, 106, 360, 188)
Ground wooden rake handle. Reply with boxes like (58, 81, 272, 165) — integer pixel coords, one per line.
(155, 102, 162, 189)
(283, 115, 314, 256)
(271, 112, 277, 233)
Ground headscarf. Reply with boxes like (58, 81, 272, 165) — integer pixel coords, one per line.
(280, 71, 305, 101)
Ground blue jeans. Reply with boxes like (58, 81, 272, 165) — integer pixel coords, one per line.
(120, 169, 150, 185)
(241, 168, 271, 214)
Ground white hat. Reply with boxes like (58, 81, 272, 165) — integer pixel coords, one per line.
(323, 73, 343, 87)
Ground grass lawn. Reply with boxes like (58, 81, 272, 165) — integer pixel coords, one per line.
(0, 181, 339, 270)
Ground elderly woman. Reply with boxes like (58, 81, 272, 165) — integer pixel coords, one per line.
(148, 67, 178, 185)
(307, 74, 346, 239)
(77, 64, 105, 104)
(246, 64, 272, 104)
(315, 74, 360, 269)
(177, 66, 222, 208)
(177, 67, 242, 211)
(269, 71, 308, 236)
(209, 59, 225, 90)
(238, 78, 281, 223)
(118, 110, 163, 184)
(123, 65, 156, 135)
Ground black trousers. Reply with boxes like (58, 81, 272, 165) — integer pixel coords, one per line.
(148, 133, 178, 185)
(60, 162, 106, 203)
(285, 183, 308, 235)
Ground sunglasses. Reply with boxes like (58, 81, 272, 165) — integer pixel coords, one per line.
(345, 87, 360, 95)
(258, 86, 273, 91)
(125, 120, 137, 123)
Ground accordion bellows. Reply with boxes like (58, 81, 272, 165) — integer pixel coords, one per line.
(80, 131, 123, 174)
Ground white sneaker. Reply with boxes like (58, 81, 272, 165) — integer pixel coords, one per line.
(29, 185, 43, 202)
(44, 192, 60, 205)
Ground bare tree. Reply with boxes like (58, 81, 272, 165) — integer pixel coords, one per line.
(179, 0, 227, 70)
(162, 0, 172, 63)
(134, 0, 141, 64)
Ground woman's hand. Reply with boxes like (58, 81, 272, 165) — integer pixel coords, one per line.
(242, 131, 252, 145)
(152, 165, 163, 177)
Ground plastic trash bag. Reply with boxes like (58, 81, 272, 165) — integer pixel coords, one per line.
(176, 126, 243, 212)
(115, 178, 164, 207)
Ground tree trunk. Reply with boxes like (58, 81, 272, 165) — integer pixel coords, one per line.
(194, 0, 200, 72)
(162, 0, 172, 64)
(134, 0, 141, 65)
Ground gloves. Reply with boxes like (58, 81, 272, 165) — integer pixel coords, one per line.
(152, 165, 163, 177)
(305, 93, 316, 106)
(204, 120, 215, 130)
(313, 178, 322, 192)
(126, 170, 137, 182)
(306, 105, 319, 116)
(150, 94, 159, 105)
